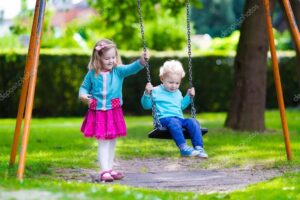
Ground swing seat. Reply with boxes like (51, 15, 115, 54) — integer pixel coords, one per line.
(148, 127, 208, 139)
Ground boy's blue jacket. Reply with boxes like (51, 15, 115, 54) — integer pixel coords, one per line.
(141, 84, 191, 119)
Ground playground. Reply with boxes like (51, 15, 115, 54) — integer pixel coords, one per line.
(1, 112, 300, 199)
(1, 0, 300, 199)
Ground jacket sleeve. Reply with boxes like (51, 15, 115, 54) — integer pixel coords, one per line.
(79, 70, 92, 98)
(141, 92, 153, 110)
(116, 60, 144, 78)
(181, 93, 192, 110)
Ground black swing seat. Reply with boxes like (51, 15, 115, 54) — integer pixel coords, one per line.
(148, 127, 208, 139)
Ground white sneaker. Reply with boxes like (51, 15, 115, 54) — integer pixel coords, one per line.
(194, 146, 208, 158)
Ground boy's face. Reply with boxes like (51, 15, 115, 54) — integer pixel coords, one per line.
(100, 48, 117, 71)
(160, 73, 182, 92)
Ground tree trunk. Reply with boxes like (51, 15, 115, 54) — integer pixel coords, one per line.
(225, 0, 275, 132)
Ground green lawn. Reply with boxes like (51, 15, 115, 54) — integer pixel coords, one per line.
(0, 110, 299, 199)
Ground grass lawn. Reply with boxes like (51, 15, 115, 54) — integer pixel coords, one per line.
(0, 109, 299, 199)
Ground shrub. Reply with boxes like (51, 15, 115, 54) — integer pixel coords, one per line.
(0, 49, 298, 117)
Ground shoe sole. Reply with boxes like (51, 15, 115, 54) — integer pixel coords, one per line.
(197, 156, 208, 159)
(101, 180, 114, 183)
(181, 154, 200, 157)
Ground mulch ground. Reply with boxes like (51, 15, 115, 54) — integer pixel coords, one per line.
(54, 158, 286, 193)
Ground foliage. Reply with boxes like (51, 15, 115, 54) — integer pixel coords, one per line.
(0, 34, 23, 49)
(9, 0, 33, 35)
(191, 0, 244, 37)
(190, 0, 296, 51)
(0, 50, 298, 117)
(199, 29, 294, 52)
(9, 1, 56, 48)
(209, 30, 240, 51)
(86, 0, 200, 50)
(0, 0, 295, 51)
(274, 30, 294, 50)
(143, 10, 187, 50)
(44, 20, 87, 49)
(3, 1, 194, 50)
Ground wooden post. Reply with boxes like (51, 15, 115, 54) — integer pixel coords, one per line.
(263, 0, 293, 160)
(281, 0, 300, 52)
(9, 0, 42, 167)
(11, 0, 46, 180)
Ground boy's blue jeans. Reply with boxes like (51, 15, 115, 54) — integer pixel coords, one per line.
(159, 117, 204, 148)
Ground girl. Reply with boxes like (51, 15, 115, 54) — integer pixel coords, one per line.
(79, 39, 148, 182)
(141, 60, 208, 158)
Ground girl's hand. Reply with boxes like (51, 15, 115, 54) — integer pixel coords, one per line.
(140, 50, 150, 66)
(80, 94, 92, 106)
(145, 82, 153, 94)
(187, 87, 195, 97)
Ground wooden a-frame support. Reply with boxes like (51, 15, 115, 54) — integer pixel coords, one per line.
(280, 0, 300, 52)
(263, 0, 295, 161)
(9, 0, 297, 180)
(9, 0, 46, 180)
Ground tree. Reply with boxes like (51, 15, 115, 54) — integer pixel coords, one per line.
(225, 0, 275, 131)
(87, 0, 200, 50)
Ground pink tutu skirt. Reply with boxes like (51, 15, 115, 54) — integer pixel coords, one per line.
(80, 107, 127, 140)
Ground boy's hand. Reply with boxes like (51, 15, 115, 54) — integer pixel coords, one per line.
(140, 50, 150, 66)
(80, 94, 92, 106)
(145, 82, 153, 94)
(187, 87, 195, 97)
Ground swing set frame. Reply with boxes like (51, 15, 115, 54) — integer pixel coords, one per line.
(8, 0, 298, 180)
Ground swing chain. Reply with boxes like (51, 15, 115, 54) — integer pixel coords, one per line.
(186, 0, 196, 118)
(137, 0, 196, 123)
(137, 0, 162, 128)
(137, 0, 150, 83)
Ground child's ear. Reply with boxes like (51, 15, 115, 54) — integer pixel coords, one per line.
(160, 76, 164, 82)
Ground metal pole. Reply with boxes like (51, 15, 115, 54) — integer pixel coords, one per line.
(281, 0, 300, 52)
(9, 0, 42, 167)
(263, 0, 292, 160)
(17, 0, 46, 180)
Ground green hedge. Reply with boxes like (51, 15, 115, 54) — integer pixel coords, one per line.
(0, 49, 299, 117)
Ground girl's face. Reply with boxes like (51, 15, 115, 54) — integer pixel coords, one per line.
(100, 48, 117, 71)
(160, 73, 182, 92)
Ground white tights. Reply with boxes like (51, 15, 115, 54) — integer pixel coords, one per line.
(97, 139, 116, 171)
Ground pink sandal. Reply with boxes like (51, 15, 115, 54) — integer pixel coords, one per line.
(109, 170, 124, 180)
(100, 171, 114, 182)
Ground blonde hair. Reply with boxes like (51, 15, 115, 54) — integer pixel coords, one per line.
(159, 60, 185, 78)
(88, 39, 122, 73)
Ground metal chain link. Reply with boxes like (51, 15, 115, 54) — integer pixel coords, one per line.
(137, 0, 162, 128)
(137, 0, 196, 123)
(186, 0, 197, 118)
